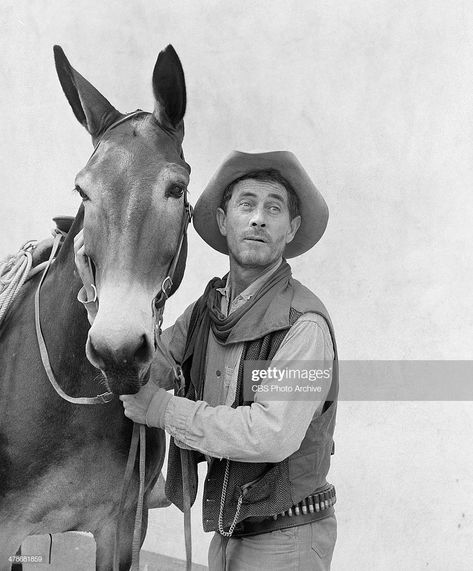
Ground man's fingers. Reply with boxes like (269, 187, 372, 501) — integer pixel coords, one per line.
(74, 230, 95, 287)
(73, 229, 84, 252)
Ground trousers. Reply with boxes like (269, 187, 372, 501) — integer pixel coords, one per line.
(208, 513, 336, 571)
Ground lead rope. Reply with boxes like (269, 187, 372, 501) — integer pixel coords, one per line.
(113, 422, 139, 571)
(181, 448, 193, 571)
(153, 201, 193, 570)
(131, 425, 146, 570)
(154, 318, 193, 571)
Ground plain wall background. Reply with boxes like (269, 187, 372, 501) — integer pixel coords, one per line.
(1, 1, 472, 569)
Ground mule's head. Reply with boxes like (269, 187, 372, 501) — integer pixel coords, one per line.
(55, 45, 189, 395)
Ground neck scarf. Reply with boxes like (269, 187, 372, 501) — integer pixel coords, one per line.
(183, 260, 292, 399)
(207, 260, 291, 344)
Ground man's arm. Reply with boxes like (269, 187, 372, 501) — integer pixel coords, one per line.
(146, 313, 334, 462)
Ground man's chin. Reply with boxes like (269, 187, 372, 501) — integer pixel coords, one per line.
(233, 249, 279, 268)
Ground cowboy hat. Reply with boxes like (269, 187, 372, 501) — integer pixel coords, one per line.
(193, 150, 329, 258)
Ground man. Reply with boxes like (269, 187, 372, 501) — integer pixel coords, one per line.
(77, 151, 338, 570)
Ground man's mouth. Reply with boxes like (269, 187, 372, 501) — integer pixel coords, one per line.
(244, 236, 267, 243)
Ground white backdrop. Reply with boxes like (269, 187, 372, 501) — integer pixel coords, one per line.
(1, 1, 472, 569)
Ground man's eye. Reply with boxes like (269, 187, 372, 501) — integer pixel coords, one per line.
(75, 185, 89, 201)
(166, 185, 185, 199)
(269, 205, 281, 213)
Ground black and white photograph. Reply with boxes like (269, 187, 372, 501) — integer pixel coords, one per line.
(0, 2, 471, 570)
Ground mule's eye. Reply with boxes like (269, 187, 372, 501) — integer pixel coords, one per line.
(75, 185, 89, 202)
(166, 185, 185, 199)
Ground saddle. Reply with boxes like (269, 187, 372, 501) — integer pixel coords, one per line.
(30, 216, 75, 267)
(0, 216, 75, 325)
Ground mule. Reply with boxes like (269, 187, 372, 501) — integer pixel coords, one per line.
(0, 44, 190, 570)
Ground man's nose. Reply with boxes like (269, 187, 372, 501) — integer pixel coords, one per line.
(250, 208, 266, 227)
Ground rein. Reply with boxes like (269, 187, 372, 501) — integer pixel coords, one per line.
(34, 231, 114, 405)
(31, 110, 193, 571)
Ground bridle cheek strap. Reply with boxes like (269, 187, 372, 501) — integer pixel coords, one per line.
(151, 199, 193, 571)
(154, 200, 193, 324)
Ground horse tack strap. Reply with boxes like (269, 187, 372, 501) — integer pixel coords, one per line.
(154, 201, 193, 310)
(154, 197, 195, 571)
(154, 336, 193, 571)
(113, 422, 146, 571)
(87, 110, 145, 164)
(34, 232, 114, 405)
(181, 448, 193, 571)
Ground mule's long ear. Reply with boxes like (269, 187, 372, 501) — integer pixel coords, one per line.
(54, 45, 123, 143)
(152, 45, 186, 132)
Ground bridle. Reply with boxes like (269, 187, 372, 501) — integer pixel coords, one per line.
(33, 110, 193, 571)
(35, 109, 191, 402)
(153, 197, 193, 336)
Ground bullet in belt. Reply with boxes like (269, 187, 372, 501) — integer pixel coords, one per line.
(324, 491, 329, 509)
(288, 507, 293, 517)
(308, 496, 314, 513)
(273, 514, 278, 520)
(294, 504, 300, 516)
(301, 498, 308, 515)
(314, 495, 320, 512)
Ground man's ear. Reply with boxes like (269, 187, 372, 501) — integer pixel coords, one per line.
(216, 207, 227, 237)
(286, 215, 302, 244)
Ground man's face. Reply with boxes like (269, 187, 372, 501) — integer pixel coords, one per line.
(216, 178, 301, 268)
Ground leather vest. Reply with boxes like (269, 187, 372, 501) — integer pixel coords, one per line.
(165, 285, 338, 533)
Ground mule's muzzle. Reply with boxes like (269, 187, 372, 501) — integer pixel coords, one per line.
(103, 363, 151, 395)
(86, 331, 155, 394)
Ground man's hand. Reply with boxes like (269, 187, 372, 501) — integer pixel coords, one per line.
(120, 381, 160, 425)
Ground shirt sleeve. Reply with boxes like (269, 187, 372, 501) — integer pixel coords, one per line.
(149, 301, 196, 390)
(151, 313, 334, 462)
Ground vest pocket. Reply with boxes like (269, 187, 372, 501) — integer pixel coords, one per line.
(236, 474, 271, 504)
(311, 514, 337, 558)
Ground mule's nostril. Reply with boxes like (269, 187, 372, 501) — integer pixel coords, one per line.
(87, 337, 106, 370)
(134, 334, 153, 366)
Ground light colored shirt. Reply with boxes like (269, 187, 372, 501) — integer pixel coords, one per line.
(148, 264, 334, 464)
(204, 258, 283, 407)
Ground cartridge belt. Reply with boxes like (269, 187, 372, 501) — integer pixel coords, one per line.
(230, 484, 336, 538)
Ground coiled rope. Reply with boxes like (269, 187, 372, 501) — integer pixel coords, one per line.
(0, 240, 37, 326)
